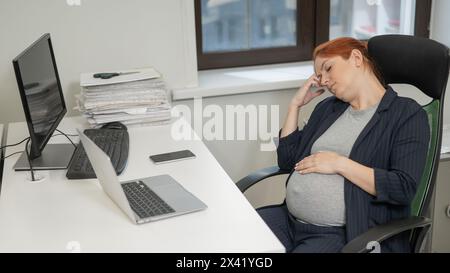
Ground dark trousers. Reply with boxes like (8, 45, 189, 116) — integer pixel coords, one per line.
(258, 204, 346, 253)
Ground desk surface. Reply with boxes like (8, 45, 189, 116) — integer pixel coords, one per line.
(0, 116, 284, 253)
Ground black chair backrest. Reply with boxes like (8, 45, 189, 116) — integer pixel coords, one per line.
(368, 35, 449, 216)
(368, 35, 449, 99)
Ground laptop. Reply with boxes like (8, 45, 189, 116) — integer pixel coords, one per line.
(77, 129, 207, 224)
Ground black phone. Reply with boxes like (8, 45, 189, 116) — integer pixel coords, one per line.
(149, 150, 196, 164)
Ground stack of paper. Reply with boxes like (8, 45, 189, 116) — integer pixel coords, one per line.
(76, 68, 172, 128)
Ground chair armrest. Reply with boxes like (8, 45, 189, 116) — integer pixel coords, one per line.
(236, 166, 290, 193)
(341, 216, 432, 253)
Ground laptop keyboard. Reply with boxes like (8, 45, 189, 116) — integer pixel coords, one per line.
(121, 181, 175, 219)
(66, 129, 129, 179)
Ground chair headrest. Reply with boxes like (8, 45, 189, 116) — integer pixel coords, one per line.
(368, 35, 450, 99)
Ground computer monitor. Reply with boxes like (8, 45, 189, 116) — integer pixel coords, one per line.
(12, 33, 75, 171)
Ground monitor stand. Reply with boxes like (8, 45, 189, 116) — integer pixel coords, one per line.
(13, 143, 75, 171)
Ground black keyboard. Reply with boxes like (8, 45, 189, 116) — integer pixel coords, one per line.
(66, 129, 129, 179)
(122, 181, 175, 218)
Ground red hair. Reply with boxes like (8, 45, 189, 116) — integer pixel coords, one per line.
(313, 37, 385, 86)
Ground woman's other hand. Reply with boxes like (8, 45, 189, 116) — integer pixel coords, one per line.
(290, 74, 326, 109)
(295, 151, 345, 175)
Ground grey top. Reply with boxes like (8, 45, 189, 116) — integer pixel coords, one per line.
(286, 103, 379, 227)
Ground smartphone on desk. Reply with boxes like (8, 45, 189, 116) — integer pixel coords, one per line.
(149, 150, 196, 164)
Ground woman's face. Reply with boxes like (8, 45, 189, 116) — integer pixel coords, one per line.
(314, 52, 360, 101)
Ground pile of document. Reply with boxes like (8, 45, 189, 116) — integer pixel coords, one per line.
(76, 68, 172, 128)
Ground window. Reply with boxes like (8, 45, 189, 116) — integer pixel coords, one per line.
(201, 0, 298, 52)
(329, 0, 429, 40)
(195, 0, 431, 70)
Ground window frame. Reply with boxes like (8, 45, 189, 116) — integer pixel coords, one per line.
(195, 0, 432, 70)
(195, 0, 318, 70)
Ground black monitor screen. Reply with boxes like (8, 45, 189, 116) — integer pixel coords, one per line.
(13, 34, 66, 158)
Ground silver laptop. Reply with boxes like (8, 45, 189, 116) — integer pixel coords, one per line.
(77, 129, 207, 224)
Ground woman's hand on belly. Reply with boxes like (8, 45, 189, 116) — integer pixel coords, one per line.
(295, 151, 345, 175)
(296, 151, 376, 196)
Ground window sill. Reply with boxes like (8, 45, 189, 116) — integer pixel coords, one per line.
(172, 61, 314, 100)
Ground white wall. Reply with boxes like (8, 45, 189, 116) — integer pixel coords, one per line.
(431, 0, 450, 47)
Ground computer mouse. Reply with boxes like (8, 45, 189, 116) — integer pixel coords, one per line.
(101, 122, 127, 130)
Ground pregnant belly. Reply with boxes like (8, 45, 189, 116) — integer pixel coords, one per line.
(286, 172, 346, 226)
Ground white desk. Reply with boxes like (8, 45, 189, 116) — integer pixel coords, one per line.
(0, 116, 284, 253)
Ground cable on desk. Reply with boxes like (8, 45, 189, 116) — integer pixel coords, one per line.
(0, 136, 30, 151)
(2, 151, 24, 160)
(24, 138, 36, 182)
(55, 129, 77, 148)
(0, 132, 78, 161)
(53, 133, 78, 137)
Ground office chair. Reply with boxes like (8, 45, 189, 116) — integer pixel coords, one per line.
(236, 35, 450, 253)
